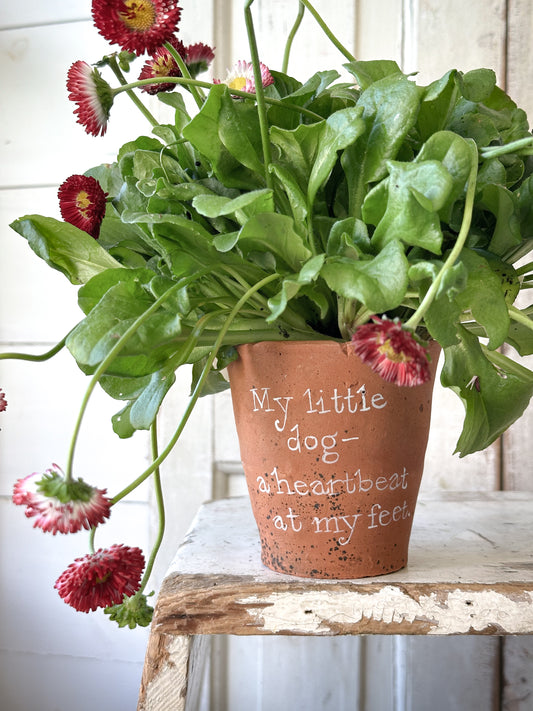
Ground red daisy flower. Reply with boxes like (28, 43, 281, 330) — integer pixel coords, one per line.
(55, 545, 145, 612)
(12, 465, 111, 535)
(67, 60, 113, 137)
(58, 174, 108, 239)
(0, 388, 7, 413)
(184, 42, 215, 79)
(92, 0, 182, 56)
(214, 60, 274, 94)
(351, 317, 431, 387)
(138, 37, 185, 94)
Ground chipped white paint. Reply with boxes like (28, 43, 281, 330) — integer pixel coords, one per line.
(238, 587, 533, 636)
(142, 636, 189, 711)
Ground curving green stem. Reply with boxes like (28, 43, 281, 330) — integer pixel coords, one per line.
(137, 423, 165, 594)
(244, 0, 273, 189)
(110, 272, 280, 504)
(165, 42, 205, 108)
(114, 75, 323, 120)
(282, 2, 306, 73)
(106, 54, 159, 127)
(0, 337, 66, 362)
(516, 260, 533, 277)
(509, 305, 533, 332)
(405, 139, 478, 332)
(480, 136, 533, 159)
(298, 0, 356, 62)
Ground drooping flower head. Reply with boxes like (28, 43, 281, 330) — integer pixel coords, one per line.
(138, 37, 185, 94)
(0, 388, 7, 413)
(12, 464, 111, 535)
(58, 174, 108, 239)
(55, 545, 145, 612)
(92, 0, 182, 56)
(138, 38, 215, 94)
(67, 60, 113, 137)
(184, 42, 215, 79)
(351, 316, 431, 387)
(214, 60, 274, 94)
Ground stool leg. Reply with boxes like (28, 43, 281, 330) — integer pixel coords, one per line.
(138, 632, 207, 710)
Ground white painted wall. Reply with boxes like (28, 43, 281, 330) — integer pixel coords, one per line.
(1, 1, 532, 710)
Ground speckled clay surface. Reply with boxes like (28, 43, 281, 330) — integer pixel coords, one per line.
(227, 340, 439, 579)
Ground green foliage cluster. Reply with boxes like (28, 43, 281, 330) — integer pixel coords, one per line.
(11, 60, 533, 455)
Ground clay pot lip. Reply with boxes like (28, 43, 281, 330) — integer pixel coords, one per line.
(235, 338, 440, 358)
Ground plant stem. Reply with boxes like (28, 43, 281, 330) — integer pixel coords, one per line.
(114, 76, 323, 120)
(509, 305, 533, 332)
(244, 0, 273, 189)
(298, 0, 356, 62)
(282, 2, 305, 73)
(480, 136, 533, 159)
(107, 55, 159, 127)
(405, 139, 478, 332)
(138, 423, 165, 594)
(516, 260, 533, 277)
(165, 42, 204, 108)
(0, 337, 66, 362)
(110, 273, 280, 504)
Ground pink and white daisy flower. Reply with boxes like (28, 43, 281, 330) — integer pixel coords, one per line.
(214, 60, 274, 94)
(55, 544, 145, 612)
(12, 465, 111, 535)
(92, 0, 182, 56)
(67, 60, 113, 137)
(58, 174, 108, 238)
(351, 316, 431, 387)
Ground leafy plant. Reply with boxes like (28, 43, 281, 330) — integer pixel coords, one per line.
(3, 0, 533, 625)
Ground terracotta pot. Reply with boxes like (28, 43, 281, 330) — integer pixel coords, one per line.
(227, 340, 440, 579)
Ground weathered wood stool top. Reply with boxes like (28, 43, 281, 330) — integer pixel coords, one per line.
(138, 492, 533, 710)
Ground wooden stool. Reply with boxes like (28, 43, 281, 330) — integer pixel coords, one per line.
(137, 492, 533, 710)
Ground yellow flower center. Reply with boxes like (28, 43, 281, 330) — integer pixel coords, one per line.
(378, 340, 411, 363)
(228, 76, 247, 91)
(154, 55, 175, 76)
(119, 0, 156, 31)
(75, 191, 92, 219)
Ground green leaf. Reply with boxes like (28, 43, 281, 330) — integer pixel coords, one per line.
(441, 326, 533, 455)
(417, 70, 458, 141)
(10, 215, 123, 285)
(457, 68, 496, 103)
(237, 213, 312, 271)
(66, 275, 182, 373)
(321, 240, 409, 312)
(129, 367, 176, 429)
(478, 183, 522, 256)
(267, 254, 326, 321)
(192, 189, 274, 224)
(364, 159, 453, 253)
(270, 121, 324, 197)
(183, 85, 262, 189)
(455, 249, 510, 349)
(414, 131, 473, 221)
(507, 306, 533, 355)
(308, 107, 365, 207)
(341, 74, 421, 215)
(344, 60, 402, 90)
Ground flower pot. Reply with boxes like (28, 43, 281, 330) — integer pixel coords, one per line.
(227, 340, 439, 579)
